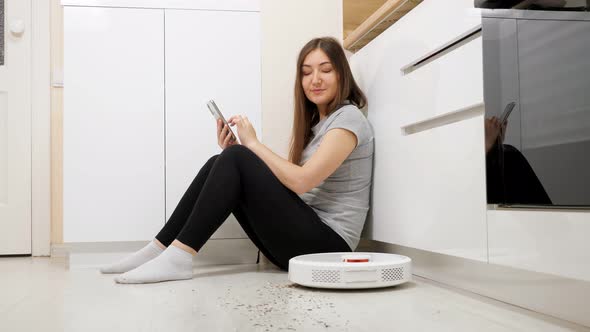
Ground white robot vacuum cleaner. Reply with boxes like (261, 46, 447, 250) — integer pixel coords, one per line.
(288, 252, 412, 289)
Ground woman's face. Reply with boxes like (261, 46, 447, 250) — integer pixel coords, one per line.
(301, 49, 338, 110)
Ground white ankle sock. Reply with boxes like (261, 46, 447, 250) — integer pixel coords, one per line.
(100, 241, 164, 274)
(114, 245, 194, 284)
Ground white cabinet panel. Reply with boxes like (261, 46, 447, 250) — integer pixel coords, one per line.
(488, 209, 590, 282)
(164, 10, 261, 239)
(63, 7, 165, 242)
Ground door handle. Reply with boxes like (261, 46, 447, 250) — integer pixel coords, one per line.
(9, 19, 25, 36)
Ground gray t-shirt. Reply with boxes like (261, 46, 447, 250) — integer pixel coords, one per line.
(299, 104, 374, 250)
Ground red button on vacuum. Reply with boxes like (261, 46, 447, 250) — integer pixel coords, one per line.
(344, 258, 370, 263)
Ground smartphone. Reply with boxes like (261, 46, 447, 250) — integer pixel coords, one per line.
(207, 100, 237, 142)
(500, 102, 516, 124)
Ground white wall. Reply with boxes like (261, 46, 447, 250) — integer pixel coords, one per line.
(260, 0, 343, 157)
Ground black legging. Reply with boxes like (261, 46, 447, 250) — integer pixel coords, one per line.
(155, 144, 351, 270)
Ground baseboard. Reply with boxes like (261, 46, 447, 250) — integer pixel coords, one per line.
(53, 238, 260, 269)
(357, 239, 590, 328)
(50, 243, 70, 259)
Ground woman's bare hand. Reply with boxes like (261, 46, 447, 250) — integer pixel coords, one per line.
(217, 119, 237, 150)
(228, 115, 259, 149)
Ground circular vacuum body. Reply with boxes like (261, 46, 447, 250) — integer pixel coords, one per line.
(288, 252, 412, 289)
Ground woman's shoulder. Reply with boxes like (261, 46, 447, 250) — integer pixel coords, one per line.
(325, 104, 374, 143)
(329, 104, 368, 123)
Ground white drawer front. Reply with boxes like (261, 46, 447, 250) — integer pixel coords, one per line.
(398, 36, 484, 127)
(358, 0, 482, 72)
(488, 209, 590, 282)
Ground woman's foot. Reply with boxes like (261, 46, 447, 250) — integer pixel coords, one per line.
(100, 240, 164, 274)
(114, 245, 194, 284)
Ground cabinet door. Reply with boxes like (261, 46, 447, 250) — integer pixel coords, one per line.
(165, 10, 261, 238)
(63, 7, 165, 242)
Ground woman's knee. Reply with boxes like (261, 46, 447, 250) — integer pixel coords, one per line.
(207, 154, 220, 163)
(219, 144, 253, 162)
(215, 145, 263, 175)
(204, 154, 220, 168)
(222, 144, 249, 154)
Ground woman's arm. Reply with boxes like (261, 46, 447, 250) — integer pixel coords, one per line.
(229, 115, 357, 194)
(248, 129, 357, 194)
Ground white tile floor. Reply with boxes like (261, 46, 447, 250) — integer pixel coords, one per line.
(0, 257, 588, 332)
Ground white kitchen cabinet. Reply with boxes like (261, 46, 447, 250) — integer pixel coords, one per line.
(351, 0, 488, 262)
(63, 2, 261, 243)
(353, 0, 590, 283)
(63, 6, 166, 242)
(348, 1, 590, 325)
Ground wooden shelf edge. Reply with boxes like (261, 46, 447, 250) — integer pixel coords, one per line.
(344, 0, 422, 52)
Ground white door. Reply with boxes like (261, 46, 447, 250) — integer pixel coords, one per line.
(0, 0, 32, 255)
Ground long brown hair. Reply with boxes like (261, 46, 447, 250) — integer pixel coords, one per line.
(289, 37, 367, 165)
